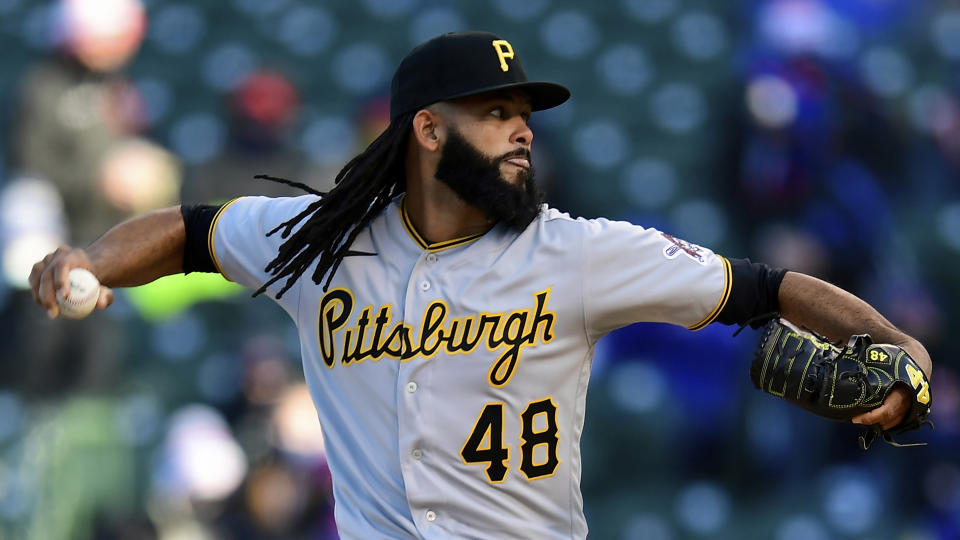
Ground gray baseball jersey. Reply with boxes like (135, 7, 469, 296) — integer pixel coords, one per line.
(210, 194, 730, 538)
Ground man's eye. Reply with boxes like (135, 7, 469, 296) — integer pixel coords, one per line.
(489, 107, 503, 118)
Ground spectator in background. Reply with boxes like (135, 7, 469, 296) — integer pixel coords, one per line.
(3, 0, 180, 395)
(181, 70, 326, 204)
(0, 4, 183, 536)
(12, 0, 180, 246)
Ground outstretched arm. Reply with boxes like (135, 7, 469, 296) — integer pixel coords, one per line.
(777, 271, 933, 430)
(29, 206, 186, 318)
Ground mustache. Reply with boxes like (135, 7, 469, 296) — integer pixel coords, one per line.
(498, 148, 531, 161)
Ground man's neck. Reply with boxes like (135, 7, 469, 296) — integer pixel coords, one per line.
(404, 179, 493, 245)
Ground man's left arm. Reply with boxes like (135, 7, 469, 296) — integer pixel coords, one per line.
(777, 271, 933, 431)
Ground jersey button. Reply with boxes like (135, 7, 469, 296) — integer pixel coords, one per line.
(426, 253, 438, 264)
(411, 448, 422, 460)
(406, 381, 418, 393)
(419, 281, 431, 291)
(425, 510, 437, 522)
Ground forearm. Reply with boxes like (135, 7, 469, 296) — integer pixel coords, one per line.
(778, 271, 932, 378)
(86, 206, 186, 287)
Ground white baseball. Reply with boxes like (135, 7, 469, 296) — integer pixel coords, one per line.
(56, 268, 101, 319)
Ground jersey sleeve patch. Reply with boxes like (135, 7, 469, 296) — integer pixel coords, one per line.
(660, 232, 709, 266)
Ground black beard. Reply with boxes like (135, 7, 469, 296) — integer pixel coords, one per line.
(433, 129, 544, 231)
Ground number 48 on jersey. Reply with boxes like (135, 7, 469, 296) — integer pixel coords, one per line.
(460, 397, 560, 483)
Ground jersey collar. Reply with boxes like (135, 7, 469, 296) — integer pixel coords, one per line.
(399, 197, 486, 252)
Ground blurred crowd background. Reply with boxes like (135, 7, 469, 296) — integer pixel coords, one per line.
(0, 0, 958, 538)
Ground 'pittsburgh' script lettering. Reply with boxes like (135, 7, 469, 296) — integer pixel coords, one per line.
(317, 288, 556, 387)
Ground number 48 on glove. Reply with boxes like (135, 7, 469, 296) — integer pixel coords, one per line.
(751, 318, 933, 449)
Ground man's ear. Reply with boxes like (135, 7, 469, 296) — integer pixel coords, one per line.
(412, 109, 443, 152)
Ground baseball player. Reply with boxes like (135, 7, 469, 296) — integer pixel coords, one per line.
(31, 32, 932, 538)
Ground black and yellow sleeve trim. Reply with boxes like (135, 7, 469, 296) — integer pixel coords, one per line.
(207, 197, 243, 282)
(181, 204, 220, 274)
(714, 258, 787, 328)
(688, 255, 732, 331)
(400, 198, 485, 252)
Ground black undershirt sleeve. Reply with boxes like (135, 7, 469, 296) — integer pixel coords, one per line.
(715, 258, 787, 328)
(180, 204, 222, 274)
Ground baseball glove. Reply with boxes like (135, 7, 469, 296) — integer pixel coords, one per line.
(751, 318, 932, 449)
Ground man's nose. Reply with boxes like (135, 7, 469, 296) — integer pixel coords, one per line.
(511, 117, 533, 147)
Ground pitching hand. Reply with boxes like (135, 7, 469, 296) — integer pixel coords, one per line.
(851, 385, 912, 431)
(29, 246, 114, 319)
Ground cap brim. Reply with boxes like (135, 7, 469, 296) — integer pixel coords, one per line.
(442, 81, 571, 112)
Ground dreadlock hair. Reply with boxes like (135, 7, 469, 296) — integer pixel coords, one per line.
(252, 111, 416, 299)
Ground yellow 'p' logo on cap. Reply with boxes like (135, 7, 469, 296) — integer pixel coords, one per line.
(492, 40, 514, 72)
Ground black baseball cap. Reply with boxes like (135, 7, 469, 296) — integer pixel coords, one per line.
(389, 31, 571, 121)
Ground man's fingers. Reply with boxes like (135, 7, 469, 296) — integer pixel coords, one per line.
(30, 250, 60, 306)
(96, 287, 114, 310)
(29, 260, 45, 304)
(852, 389, 910, 431)
(852, 408, 883, 426)
(34, 247, 72, 316)
(852, 408, 896, 430)
(29, 247, 95, 319)
(37, 264, 57, 314)
(40, 267, 60, 319)
(51, 261, 71, 301)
